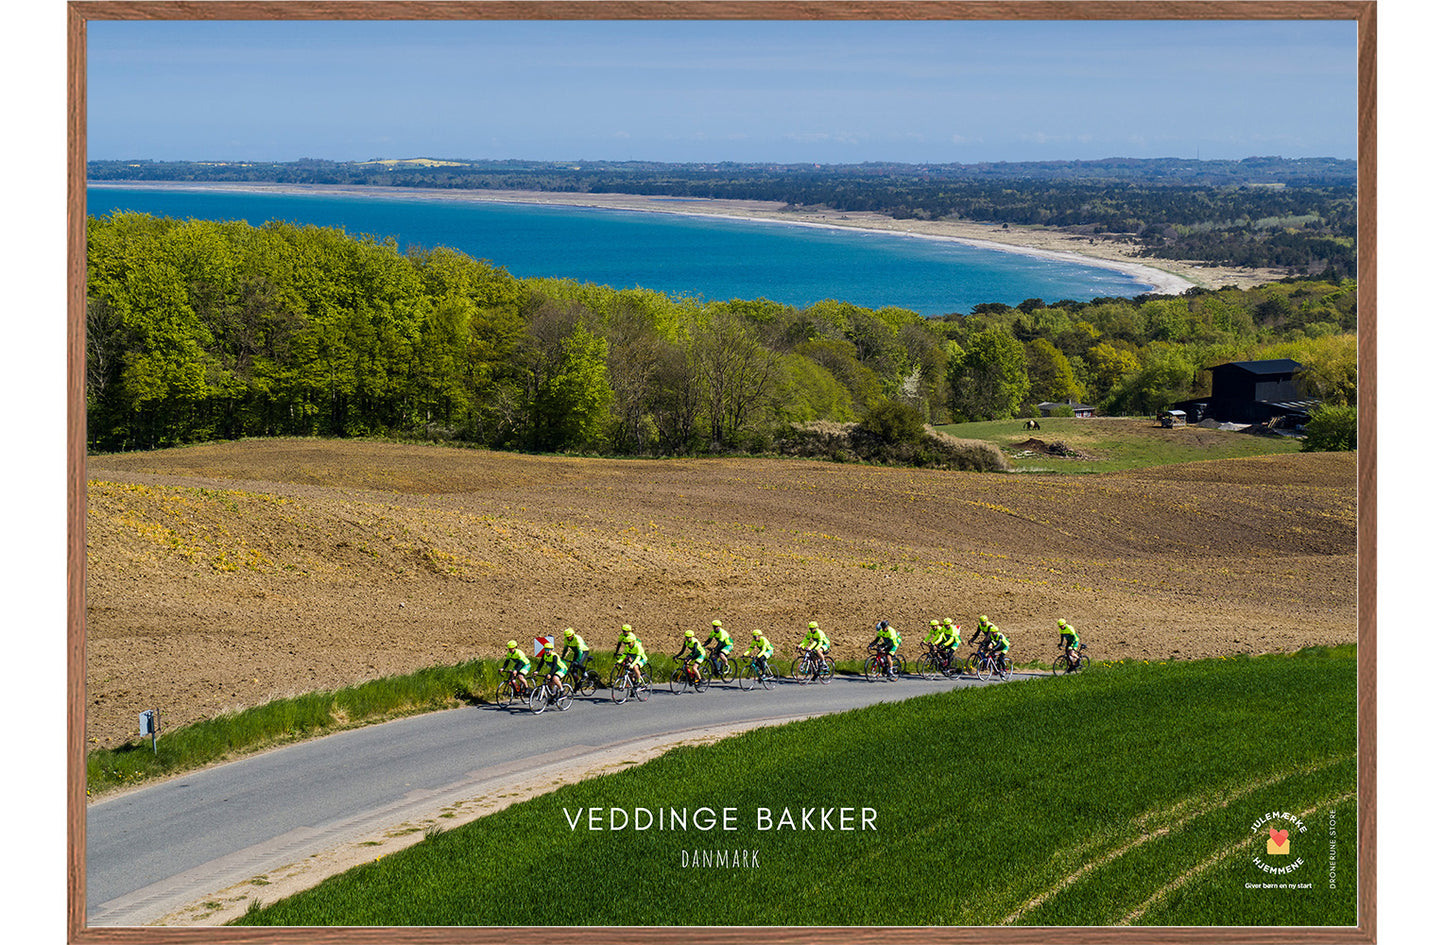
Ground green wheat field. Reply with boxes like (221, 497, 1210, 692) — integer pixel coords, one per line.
(233, 646, 1357, 928)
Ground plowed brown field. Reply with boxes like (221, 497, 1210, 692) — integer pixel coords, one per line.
(83, 439, 1358, 747)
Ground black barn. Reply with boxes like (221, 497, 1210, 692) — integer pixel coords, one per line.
(1174, 359, 1317, 426)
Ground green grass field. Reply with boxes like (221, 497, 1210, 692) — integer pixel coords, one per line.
(233, 646, 1358, 928)
(934, 416, 1302, 474)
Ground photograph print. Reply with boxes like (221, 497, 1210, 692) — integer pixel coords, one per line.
(73, 1, 1372, 937)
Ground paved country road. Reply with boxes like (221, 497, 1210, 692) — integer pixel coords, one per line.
(87, 669, 1038, 926)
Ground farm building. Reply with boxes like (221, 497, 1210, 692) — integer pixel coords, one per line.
(1172, 358, 1319, 427)
(1037, 401, 1097, 418)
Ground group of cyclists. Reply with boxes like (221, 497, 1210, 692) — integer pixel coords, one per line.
(500, 615, 1086, 701)
(866, 615, 1081, 678)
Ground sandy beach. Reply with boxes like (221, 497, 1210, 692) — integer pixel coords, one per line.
(90, 180, 1291, 295)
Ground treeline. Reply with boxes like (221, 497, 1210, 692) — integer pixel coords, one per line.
(89, 157, 1359, 276)
(86, 212, 1358, 455)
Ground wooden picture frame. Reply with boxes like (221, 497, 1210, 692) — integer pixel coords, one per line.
(66, 2, 1377, 942)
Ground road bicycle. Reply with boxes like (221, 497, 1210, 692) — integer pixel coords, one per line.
(790, 646, 835, 684)
(564, 657, 604, 696)
(1051, 642, 1090, 676)
(916, 643, 960, 680)
(701, 648, 738, 684)
(864, 645, 902, 682)
(962, 643, 991, 677)
(669, 662, 712, 694)
(495, 672, 538, 708)
(529, 679, 574, 713)
(610, 665, 653, 704)
(739, 655, 778, 690)
(974, 650, 1014, 680)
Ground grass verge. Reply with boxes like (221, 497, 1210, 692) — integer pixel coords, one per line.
(87, 659, 505, 795)
(232, 644, 1358, 927)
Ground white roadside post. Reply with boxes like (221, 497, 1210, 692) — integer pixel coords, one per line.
(138, 708, 159, 756)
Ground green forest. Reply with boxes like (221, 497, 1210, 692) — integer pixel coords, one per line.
(85, 211, 1358, 456)
(89, 157, 1359, 276)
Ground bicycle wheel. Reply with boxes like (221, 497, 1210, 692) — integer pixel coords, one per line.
(1052, 654, 1070, 676)
(669, 668, 687, 694)
(740, 662, 757, 691)
(636, 673, 652, 702)
(695, 673, 711, 693)
(918, 653, 940, 680)
(495, 681, 514, 708)
(864, 655, 884, 681)
(574, 668, 597, 696)
(556, 684, 574, 711)
(999, 656, 1014, 680)
(789, 657, 806, 681)
(761, 662, 778, 690)
(1075, 654, 1091, 673)
(611, 676, 629, 704)
(529, 686, 548, 714)
(818, 658, 835, 685)
(889, 654, 907, 677)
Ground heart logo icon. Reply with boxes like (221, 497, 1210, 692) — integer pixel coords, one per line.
(1270, 828, 1289, 846)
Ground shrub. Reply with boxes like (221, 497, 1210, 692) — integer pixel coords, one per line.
(1302, 403, 1357, 452)
(857, 401, 927, 444)
(776, 421, 1008, 472)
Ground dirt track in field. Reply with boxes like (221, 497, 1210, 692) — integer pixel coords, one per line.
(83, 440, 1358, 747)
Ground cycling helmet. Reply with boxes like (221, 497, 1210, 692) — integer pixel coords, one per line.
(808, 621, 819, 630)
(753, 629, 763, 637)
(875, 620, 890, 631)
(564, 628, 575, 638)
(507, 640, 518, 649)
(684, 630, 695, 638)
(624, 631, 637, 642)
(1058, 618, 1067, 626)
(930, 619, 940, 627)
(622, 624, 632, 632)
(542, 641, 554, 651)
(712, 619, 723, 628)
(980, 615, 989, 622)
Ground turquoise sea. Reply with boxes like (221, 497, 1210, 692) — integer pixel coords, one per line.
(87, 185, 1158, 316)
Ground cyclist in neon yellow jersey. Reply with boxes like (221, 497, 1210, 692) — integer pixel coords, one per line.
(801, 621, 831, 656)
(612, 624, 634, 660)
(706, 619, 734, 664)
(985, 623, 1011, 671)
(561, 627, 590, 674)
(502, 640, 531, 694)
(536, 641, 568, 692)
(968, 615, 997, 653)
(744, 629, 774, 673)
(938, 618, 962, 669)
(672, 629, 707, 685)
(1057, 618, 1082, 670)
(871, 619, 902, 678)
(618, 628, 648, 686)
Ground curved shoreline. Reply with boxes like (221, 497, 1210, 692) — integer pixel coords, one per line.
(88, 180, 1280, 295)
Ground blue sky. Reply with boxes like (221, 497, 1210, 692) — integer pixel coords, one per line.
(86, 18, 1359, 164)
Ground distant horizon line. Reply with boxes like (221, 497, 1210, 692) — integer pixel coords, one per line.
(88, 154, 1360, 168)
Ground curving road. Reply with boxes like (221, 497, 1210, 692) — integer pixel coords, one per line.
(87, 667, 1038, 926)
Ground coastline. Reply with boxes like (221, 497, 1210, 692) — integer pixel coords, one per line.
(89, 180, 1290, 294)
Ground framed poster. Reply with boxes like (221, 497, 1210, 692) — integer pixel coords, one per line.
(65, 1, 1376, 941)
